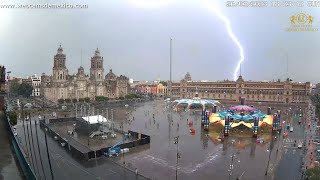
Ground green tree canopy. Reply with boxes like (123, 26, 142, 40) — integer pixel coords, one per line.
(160, 81, 168, 86)
(95, 96, 109, 101)
(57, 99, 64, 104)
(305, 166, 320, 180)
(65, 98, 71, 103)
(9, 80, 33, 97)
(7, 111, 17, 126)
(125, 93, 143, 99)
(84, 97, 90, 102)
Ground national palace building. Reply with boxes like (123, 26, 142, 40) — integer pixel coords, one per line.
(41, 45, 130, 102)
(170, 72, 311, 104)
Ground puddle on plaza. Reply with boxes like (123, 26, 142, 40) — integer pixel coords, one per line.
(48, 100, 282, 179)
(95, 100, 280, 179)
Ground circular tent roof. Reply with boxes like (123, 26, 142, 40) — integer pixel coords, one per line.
(174, 99, 220, 107)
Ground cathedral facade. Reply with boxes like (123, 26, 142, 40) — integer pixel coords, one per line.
(41, 45, 130, 102)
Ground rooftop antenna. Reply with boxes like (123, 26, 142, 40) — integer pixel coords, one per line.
(286, 53, 289, 80)
(169, 38, 172, 100)
(81, 49, 83, 67)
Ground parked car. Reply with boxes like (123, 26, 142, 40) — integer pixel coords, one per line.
(290, 127, 293, 132)
(298, 142, 303, 149)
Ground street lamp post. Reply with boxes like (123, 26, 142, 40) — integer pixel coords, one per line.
(265, 139, 273, 175)
(229, 153, 235, 180)
(169, 38, 172, 102)
(174, 136, 180, 180)
(277, 130, 281, 152)
(44, 128, 55, 180)
(25, 113, 35, 171)
(36, 116, 47, 180)
(120, 121, 125, 166)
(21, 104, 30, 160)
(29, 112, 40, 177)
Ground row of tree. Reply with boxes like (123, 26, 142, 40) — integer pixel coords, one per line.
(310, 95, 320, 119)
(9, 80, 33, 97)
(58, 97, 91, 104)
(57, 93, 143, 104)
(305, 166, 320, 180)
(306, 95, 320, 179)
(7, 111, 17, 126)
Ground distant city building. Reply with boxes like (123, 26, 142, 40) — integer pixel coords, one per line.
(184, 72, 192, 82)
(21, 77, 32, 86)
(314, 83, 320, 96)
(134, 82, 167, 97)
(170, 72, 311, 104)
(30, 74, 41, 96)
(0, 66, 6, 110)
(41, 45, 130, 102)
(0, 66, 6, 94)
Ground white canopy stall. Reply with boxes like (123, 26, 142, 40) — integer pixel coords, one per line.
(81, 115, 108, 124)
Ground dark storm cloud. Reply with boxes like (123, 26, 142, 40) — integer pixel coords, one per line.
(0, 0, 319, 83)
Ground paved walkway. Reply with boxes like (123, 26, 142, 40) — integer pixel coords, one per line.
(305, 105, 318, 170)
(0, 112, 24, 180)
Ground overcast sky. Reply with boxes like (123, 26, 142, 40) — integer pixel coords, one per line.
(1, 0, 320, 83)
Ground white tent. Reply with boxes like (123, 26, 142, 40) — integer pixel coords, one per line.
(81, 115, 108, 124)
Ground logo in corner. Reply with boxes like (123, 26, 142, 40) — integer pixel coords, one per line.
(287, 12, 318, 32)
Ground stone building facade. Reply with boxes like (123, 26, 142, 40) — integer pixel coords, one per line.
(171, 72, 311, 104)
(41, 45, 130, 102)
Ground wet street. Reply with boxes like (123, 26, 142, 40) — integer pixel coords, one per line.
(275, 108, 306, 180)
(110, 100, 296, 180)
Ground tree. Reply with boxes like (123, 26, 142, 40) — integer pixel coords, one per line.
(65, 98, 71, 103)
(95, 96, 109, 102)
(305, 167, 320, 180)
(57, 99, 64, 104)
(72, 98, 78, 103)
(9, 79, 20, 96)
(84, 97, 90, 102)
(160, 81, 168, 86)
(125, 93, 143, 99)
(9, 80, 33, 97)
(19, 83, 33, 97)
(119, 96, 125, 100)
(7, 111, 17, 126)
(78, 98, 84, 102)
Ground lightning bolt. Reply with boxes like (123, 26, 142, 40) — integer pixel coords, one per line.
(128, 0, 245, 81)
(203, 1, 244, 81)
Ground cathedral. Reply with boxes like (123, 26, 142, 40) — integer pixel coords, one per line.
(41, 45, 130, 102)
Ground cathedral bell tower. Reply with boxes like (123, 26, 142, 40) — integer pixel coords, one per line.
(90, 48, 104, 81)
(52, 44, 68, 81)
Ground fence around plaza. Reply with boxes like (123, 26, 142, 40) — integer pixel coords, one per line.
(39, 118, 150, 161)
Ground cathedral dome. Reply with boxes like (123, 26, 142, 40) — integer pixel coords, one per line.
(94, 48, 100, 56)
(57, 44, 63, 54)
(184, 72, 192, 81)
(105, 69, 117, 80)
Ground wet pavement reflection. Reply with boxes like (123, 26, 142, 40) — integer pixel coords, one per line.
(98, 100, 289, 180)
